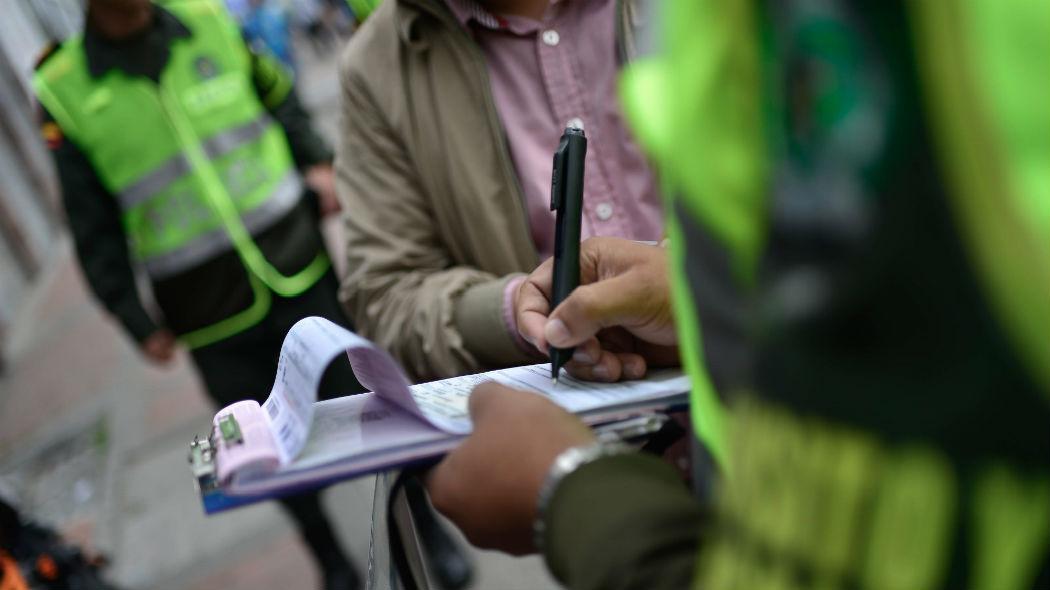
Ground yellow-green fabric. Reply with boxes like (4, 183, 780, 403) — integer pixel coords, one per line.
(619, 0, 768, 468)
(619, 1, 1050, 589)
(622, 62, 730, 465)
(621, 0, 1050, 472)
(34, 0, 329, 348)
(908, 0, 1050, 399)
(346, 0, 382, 22)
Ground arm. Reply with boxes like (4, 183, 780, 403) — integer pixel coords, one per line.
(427, 236, 703, 586)
(250, 51, 342, 215)
(426, 383, 705, 590)
(41, 111, 162, 347)
(334, 64, 530, 380)
(249, 51, 332, 169)
(544, 454, 705, 590)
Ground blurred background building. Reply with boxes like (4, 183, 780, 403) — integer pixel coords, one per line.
(0, 0, 79, 347)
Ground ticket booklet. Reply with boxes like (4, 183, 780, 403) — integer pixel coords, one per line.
(189, 317, 690, 513)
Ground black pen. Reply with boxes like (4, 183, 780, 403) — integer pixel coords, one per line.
(549, 126, 586, 384)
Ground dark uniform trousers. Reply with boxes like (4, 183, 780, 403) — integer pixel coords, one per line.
(191, 269, 364, 578)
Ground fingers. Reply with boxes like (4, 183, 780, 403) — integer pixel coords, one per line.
(467, 380, 508, 419)
(428, 382, 596, 554)
(570, 337, 601, 364)
(516, 258, 555, 352)
(544, 272, 648, 349)
(517, 292, 551, 354)
(516, 237, 675, 360)
(617, 352, 648, 379)
(565, 350, 648, 382)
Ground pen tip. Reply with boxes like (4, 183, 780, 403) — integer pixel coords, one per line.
(551, 377, 559, 386)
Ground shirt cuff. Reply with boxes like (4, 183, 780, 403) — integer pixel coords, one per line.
(454, 275, 535, 368)
(501, 275, 534, 355)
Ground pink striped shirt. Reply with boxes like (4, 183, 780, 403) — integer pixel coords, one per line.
(446, 0, 663, 259)
(446, 0, 663, 352)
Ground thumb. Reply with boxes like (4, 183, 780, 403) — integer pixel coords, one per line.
(467, 381, 505, 420)
(544, 272, 643, 348)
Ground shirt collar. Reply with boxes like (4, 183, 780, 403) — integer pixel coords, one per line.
(444, 0, 507, 30)
(443, 0, 566, 33)
(83, 5, 191, 79)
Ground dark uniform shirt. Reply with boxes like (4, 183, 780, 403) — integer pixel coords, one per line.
(39, 5, 333, 342)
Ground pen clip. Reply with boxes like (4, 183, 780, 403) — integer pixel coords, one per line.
(550, 135, 569, 211)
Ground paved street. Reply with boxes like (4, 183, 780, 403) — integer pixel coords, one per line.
(0, 233, 380, 590)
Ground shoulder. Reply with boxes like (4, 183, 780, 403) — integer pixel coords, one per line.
(339, 0, 402, 81)
(337, 0, 412, 117)
(32, 37, 85, 87)
(33, 38, 80, 76)
(33, 42, 60, 71)
(338, 0, 460, 115)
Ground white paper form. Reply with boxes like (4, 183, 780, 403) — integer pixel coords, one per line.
(407, 364, 692, 434)
(260, 317, 690, 465)
(261, 317, 417, 464)
(217, 317, 690, 498)
(288, 395, 451, 472)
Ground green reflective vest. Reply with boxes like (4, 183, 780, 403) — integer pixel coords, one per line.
(622, 0, 1050, 464)
(623, 0, 1049, 587)
(34, 0, 330, 349)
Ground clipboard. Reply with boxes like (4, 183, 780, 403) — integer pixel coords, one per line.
(187, 317, 691, 514)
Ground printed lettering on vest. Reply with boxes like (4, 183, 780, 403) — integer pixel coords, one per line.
(698, 397, 1048, 590)
(182, 71, 242, 115)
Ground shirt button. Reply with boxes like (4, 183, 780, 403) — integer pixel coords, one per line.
(542, 30, 560, 46)
(566, 117, 584, 130)
(596, 202, 614, 221)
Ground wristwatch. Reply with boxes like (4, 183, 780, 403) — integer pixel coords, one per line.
(534, 441, 631, 551)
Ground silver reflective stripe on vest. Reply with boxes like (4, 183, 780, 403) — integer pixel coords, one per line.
(202, 115, 271, 160)
(142, 171, 302, 279)
(118, 113, 277, 209)
(120, 155, 193, 209)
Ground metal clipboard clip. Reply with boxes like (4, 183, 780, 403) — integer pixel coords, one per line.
(188, 434, 217, 494)
(188, 413, 245, 494)
(593, 413, 670, 443)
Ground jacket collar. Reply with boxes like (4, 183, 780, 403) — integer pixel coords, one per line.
(395, 0, 481, 46)
(83, 5, 191, 79)
(394, 0, 642, 61)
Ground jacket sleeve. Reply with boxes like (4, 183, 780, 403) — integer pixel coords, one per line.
(42, 109, 159, 343)
(250, 51, 333, 169)
(544, 453, 707, 590)
(335, 65, 529, 381)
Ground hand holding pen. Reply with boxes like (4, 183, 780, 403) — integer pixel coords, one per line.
(515, 237, 680, 382)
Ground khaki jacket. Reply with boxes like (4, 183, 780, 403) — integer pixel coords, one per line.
(336, 0, 643, 381)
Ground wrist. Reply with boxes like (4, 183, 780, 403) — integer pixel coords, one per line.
(501, 275, 533, 355)
(534, 441, 631, 552)
(454, 276, 534, 366)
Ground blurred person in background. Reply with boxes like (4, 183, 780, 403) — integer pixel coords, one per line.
(291, 0, 354, 57)
(336, 0, 668, 383)
(241, 0, 297, 73)
(424, 1, 1050, 589)
(290, 0, 332, 55)
(32, 0, 362, 587)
